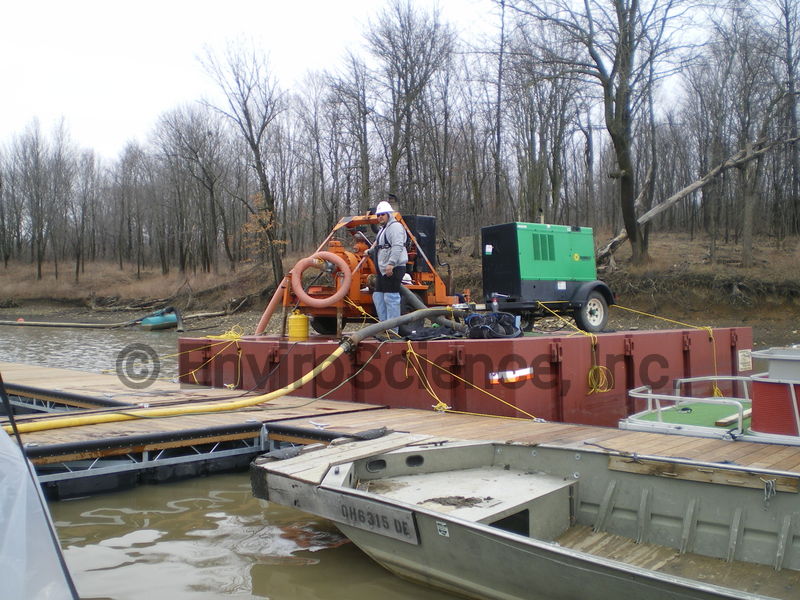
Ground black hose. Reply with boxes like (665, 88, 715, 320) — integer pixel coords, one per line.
(399, 286, 467, 333)
(343, 307, 469, 350)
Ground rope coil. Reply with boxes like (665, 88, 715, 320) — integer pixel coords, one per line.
(535, 302, 614, 394)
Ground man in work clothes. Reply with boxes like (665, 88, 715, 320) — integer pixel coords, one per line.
(372, 199, 408, 331)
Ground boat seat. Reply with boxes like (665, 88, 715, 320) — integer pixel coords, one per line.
(364, 466, 575, 541)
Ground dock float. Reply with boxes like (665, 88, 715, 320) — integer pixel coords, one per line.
(3, 360, 800, 500)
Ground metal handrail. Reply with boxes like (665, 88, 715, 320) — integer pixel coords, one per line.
(673, 374, 755, 401)
(628, 385, 749, 434)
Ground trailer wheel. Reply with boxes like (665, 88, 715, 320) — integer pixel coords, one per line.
(574, 291, 608, 333)
(519, 313, 535, 332)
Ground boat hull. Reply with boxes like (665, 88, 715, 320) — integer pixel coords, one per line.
(339, 518, 751, 600)
(254, 437, 800, 600)
(140, 314, 178, 330)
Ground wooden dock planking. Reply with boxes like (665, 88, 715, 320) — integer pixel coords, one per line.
(776, 457, 800, 474)
(273, 408, 800, 473)
(700, 440, 771, 464)
(0, 360, 243, 407)
(265, 433, 432, 484)
(4, 361, 800, 483)
(758, 445, 800, 472)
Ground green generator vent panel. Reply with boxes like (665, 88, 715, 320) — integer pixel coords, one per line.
(515, 222, 597, 281)
(532, 233, 555, 261)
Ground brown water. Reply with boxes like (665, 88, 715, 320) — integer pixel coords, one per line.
(0, 325, 456, 599)
(49, 474, 455, 600)
(0, 320, 788, 599)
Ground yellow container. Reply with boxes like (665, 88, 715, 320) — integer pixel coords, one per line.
(287, 310, 309, 341)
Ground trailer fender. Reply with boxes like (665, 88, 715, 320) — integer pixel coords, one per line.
(571, 281, 615, 307)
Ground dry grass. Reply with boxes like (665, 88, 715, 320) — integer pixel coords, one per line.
(611, 231, 800, 280)
(2, 232, 798, 313)
(0, 261, 248, 306)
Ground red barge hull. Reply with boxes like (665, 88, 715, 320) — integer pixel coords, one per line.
(178, 327, 752, 427)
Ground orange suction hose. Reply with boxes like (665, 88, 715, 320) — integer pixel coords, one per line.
(254, 251, 353, 334)
(254, 276, 289, 335)
(290, 251, 352, 308)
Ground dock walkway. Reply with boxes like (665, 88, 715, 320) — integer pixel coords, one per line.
(2, 361, 798, 499)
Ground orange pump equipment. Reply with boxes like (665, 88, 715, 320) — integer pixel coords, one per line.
(255, 212, 458, 336)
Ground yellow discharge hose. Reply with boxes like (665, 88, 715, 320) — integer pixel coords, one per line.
(4, 307, 466, 436)
(5, 346, 346, 435)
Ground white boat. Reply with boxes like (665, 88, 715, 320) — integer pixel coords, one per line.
(0, 430, 78, 600)
(251, 432, 800, 600)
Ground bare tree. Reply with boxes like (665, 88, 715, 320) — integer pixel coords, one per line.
(329, 53, 374, 213)
(0, 148, 9, 268)
(12, 121, 51, 279)
(711, 1, 782, 267)
(155, 105, 237, 272)
(510, 0, 694, 263)
(201, 45, 286, 283)
(766, 0, 800, 234)
(70, 150, 100, 281)
(366, 0, 454, 213)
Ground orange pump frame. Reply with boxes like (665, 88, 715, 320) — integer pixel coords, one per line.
(278, 212, 458, 335)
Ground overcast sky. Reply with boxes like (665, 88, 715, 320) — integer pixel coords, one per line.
(1, 0, 497, 160)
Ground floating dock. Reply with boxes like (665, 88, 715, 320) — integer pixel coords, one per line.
(4, 329, 799, 502)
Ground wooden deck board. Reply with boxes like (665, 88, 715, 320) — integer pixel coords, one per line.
(699, 441, 773, 465)
(759, 445, 800, 471)
(4, 361, 800, 478)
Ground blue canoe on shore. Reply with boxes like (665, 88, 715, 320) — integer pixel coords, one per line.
(140, 311, 179, 331)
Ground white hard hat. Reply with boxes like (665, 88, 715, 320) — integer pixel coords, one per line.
(375, 200, 394, 214)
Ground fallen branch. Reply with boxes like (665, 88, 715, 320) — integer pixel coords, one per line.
(88, 297, 171, 312)
(597, 135, 800, 264)
(181, 296, 250, 321)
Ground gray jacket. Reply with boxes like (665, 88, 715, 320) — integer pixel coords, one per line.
(374, 216, 408, 275)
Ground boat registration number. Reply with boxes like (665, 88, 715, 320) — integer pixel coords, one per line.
(318, 489, 419, 544)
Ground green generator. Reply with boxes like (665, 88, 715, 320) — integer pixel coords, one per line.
(481, 222, 614, 332)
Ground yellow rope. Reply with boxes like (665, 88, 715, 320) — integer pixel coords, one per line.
(344, 296, 377, 326)
(403, 341, 538, 419)
(343, 296, 405, 339)
(184, 340, 239, 384)
(438, 409, 534, 421)
(612, 304, 723, 396)
(536, 302, 613, 394)
(156, 326, 246, 385)
(587, 343, 614, 394)
(158, 339, 234, 360)
(403, 341, 450, 411)
(223, 346, 243, 389)
(101, 338, 233, 376)
(206, 325, 245, 340)
(100, 332, 244, 389)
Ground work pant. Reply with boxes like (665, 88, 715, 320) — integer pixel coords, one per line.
(373, 266, 405, 328)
